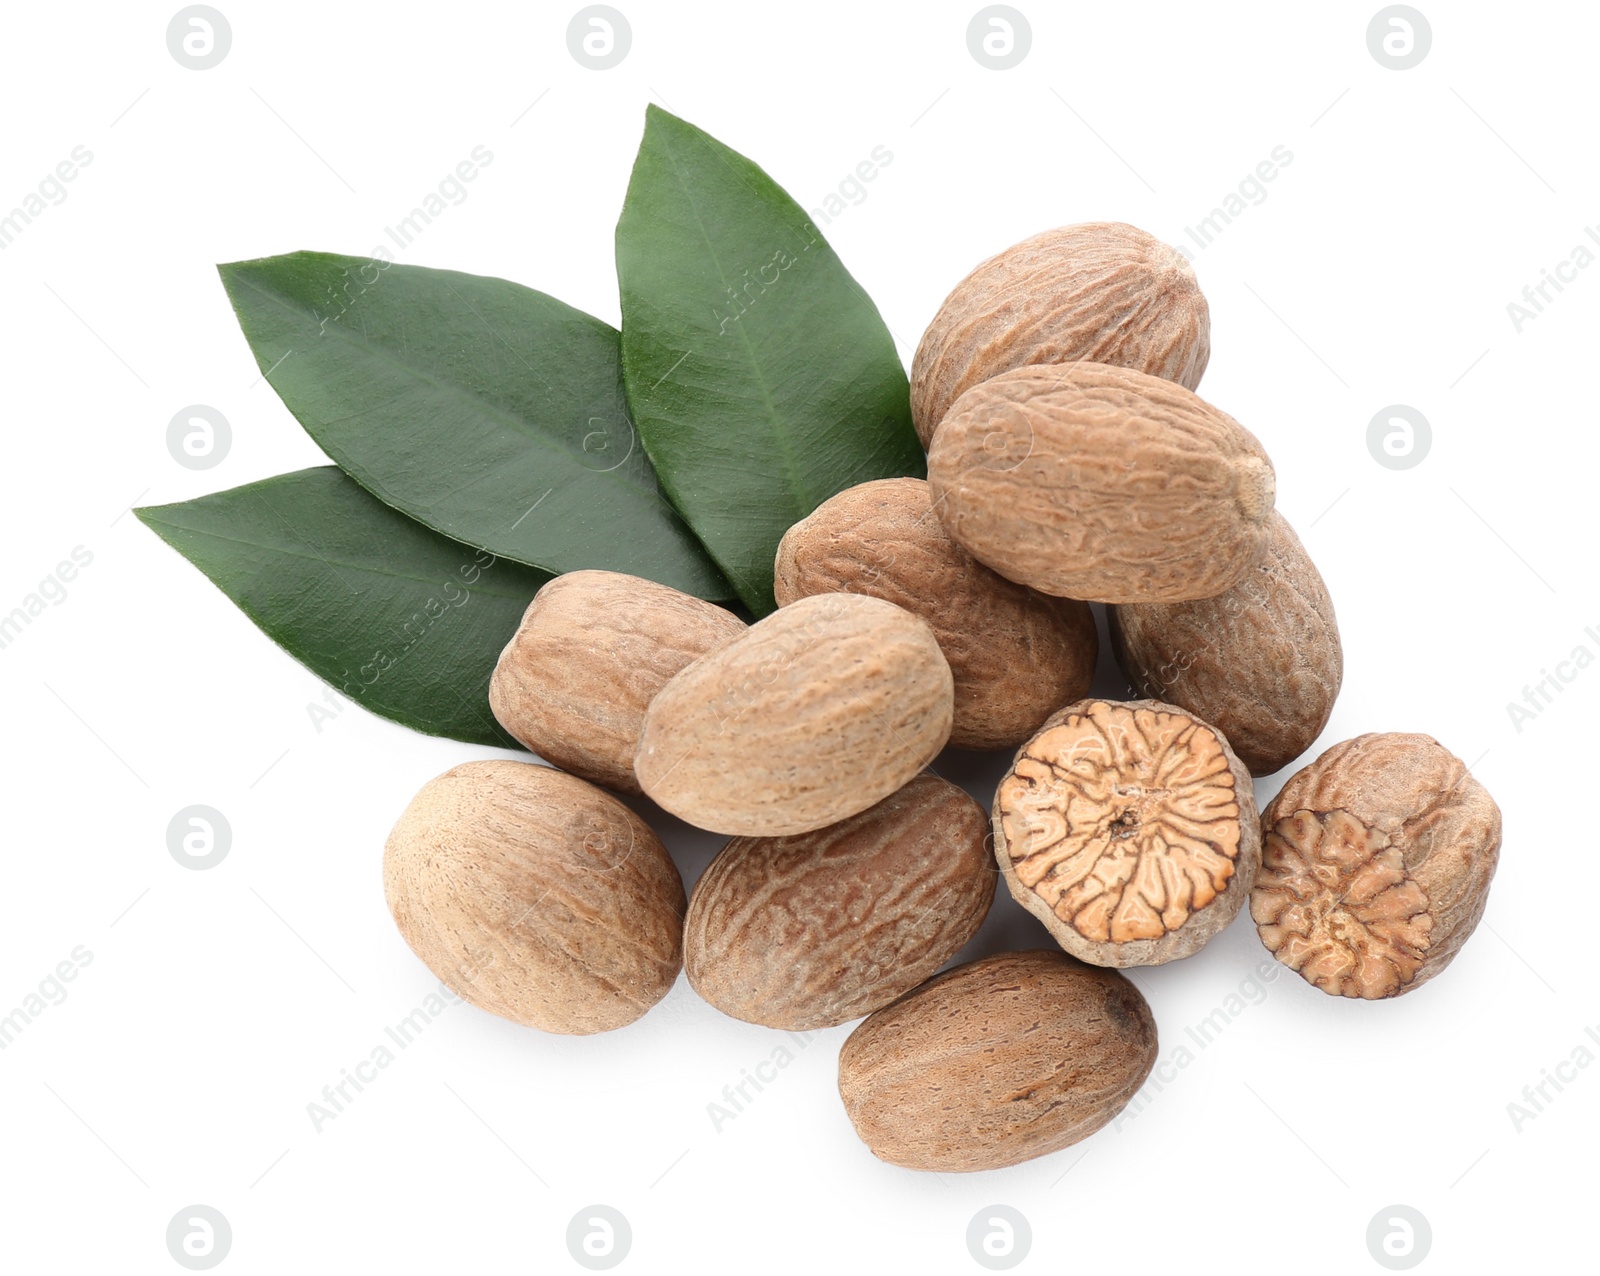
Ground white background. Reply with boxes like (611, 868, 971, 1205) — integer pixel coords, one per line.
(1, 1, 1594, 1272)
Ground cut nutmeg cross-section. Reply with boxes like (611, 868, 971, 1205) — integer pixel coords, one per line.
(993, 698, 1261, 966)
(1254, 809, 1431, 998)
(1250, 732, 1501, 999)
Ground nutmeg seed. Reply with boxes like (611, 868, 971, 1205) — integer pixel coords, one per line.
(489, 570, 746, 794)
(927, 363, 1276, 603)
(911, 221, 1210, 447)
(1110, 511, 1342, 776)
(1252, 733, 1501, 999)
(383, 760, 685, 1035)
(838, 949, 1157, 1172)
(993, 698, 1261, 966)
(774, 477, 1096, 749)
(634, 593, 954, 836)
(684, 773, 995, 1030)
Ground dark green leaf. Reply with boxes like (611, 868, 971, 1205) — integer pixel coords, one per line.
(137, 467, 547, 748)
(615, 106, 924, 615)
(217, 251, 732, 600)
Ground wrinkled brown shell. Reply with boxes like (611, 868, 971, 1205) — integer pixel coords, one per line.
(1252, 734, 1502, 999)
(774, 477, 1097, 750)
(837, 950, 1156, 1172)
(383, 761, 685, 1035)
(634, 593, 954, 836)
(684, 773, 994, 1030)
(993, 698, 1261, 966)
(1110, 511, 1341, 776)
(489, 570, 746, 794)
(927, 363, 1275, 603)
(911, 221, 1210, 447)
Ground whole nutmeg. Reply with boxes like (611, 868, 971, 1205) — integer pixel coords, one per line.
(684, 773, 994, 1030)
(837, 950, 1156, 1173)
(383, 760, 685, 1035)
(927, 363, 1275, 603)
(994, 698, 1261, 966)
(1110, 511, 1342, 776)
(910, 221, 1210, 447)
(489, 570, 746, 794)
(634, 593, 954, 836)
(1252, 734, 1502, 999)
(774, 477, 1097, 750)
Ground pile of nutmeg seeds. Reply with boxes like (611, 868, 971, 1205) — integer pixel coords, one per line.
(382, 222, 1503, 1174)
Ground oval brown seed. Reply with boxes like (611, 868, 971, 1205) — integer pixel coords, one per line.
(774, 477, 1096, 749)
(837, 950, 1157, 1172)
(1110, 511, 1342, 776)
(635, 593, 954, 836)
(383, 760, 685, 1035)
(927, 363, 1275, 603)
(911, 221, 1210, 447)
(685, 773, 994, 1030)
(490, 570, 746, 794)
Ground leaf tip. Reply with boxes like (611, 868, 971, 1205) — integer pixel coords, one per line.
(643, 101, 690, 135)
(132, 502, 179, 549)
(216, 256, 259, 280)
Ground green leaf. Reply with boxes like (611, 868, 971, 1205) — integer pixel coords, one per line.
(217, 251, 732, 601)
(615, 106, 924, 615)
(137, 467, 548, 748)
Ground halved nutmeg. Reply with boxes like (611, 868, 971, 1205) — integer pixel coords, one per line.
(993, 698, 1261, 966)
(1252, 733, 1501, 999)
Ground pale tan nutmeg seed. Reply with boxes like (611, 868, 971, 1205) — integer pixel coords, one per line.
(383, 760, 686, 1035)
(837, 950, 1157, 1173)
(1110, 511, 1342, 777)
(927, 362, 1276, 603)
(1252, 734, 1502, 1000)
(489, 570, 746, 795)
(774, 477, 1097, 750)
(993, 698, 1261, 967)
(634, 593, 954, 836)
(910, 221, 1210, 447)
(684, 773, 994, 1031)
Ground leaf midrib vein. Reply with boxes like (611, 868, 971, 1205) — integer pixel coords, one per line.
(655, 128, 811, 525)
(145, 517, 545, 601)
